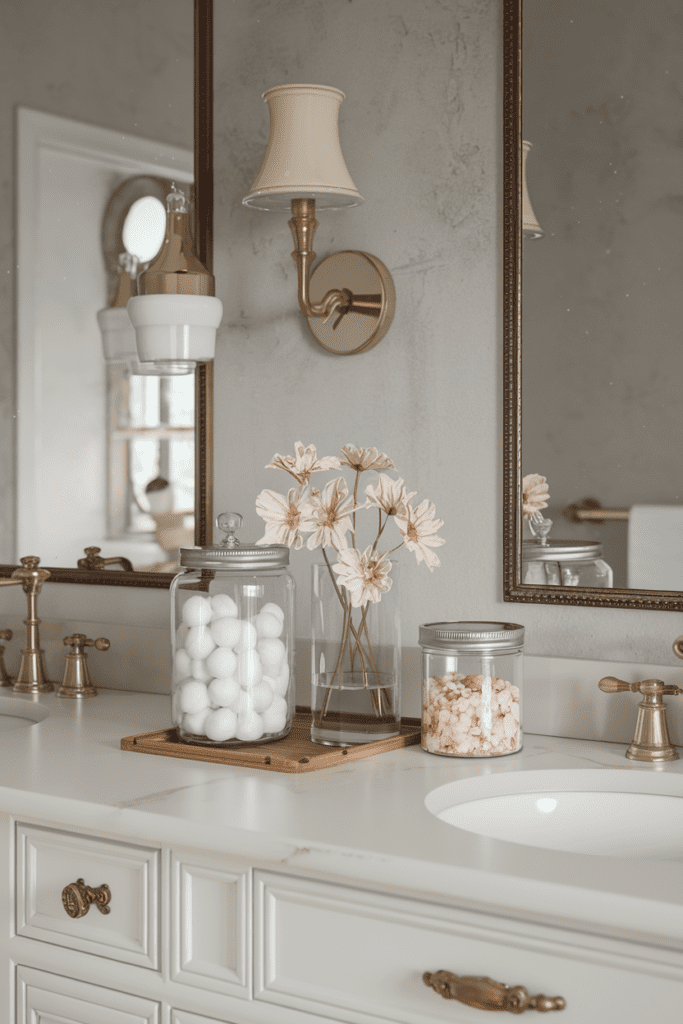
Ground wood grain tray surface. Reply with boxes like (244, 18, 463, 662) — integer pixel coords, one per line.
(121, 707, 422, 773)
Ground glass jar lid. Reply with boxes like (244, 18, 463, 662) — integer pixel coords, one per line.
(179, 511, 290, 570)
(522, 539, 603, 562)
(419, 621, 525, 653)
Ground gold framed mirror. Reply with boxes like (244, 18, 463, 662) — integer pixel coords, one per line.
(0, 0, 213, 589)
(504, 0, 683, 612)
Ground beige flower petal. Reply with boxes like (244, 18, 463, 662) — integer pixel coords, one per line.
(395, 498, 445, 571)
(340, 444, 395, 473)
(255, 487, 308, 549)
(266, 442, 341, 485)
(332, 546, 393, 607)
(364, 474, 417, 517)
(300, 476, 361, 551)
(522, 473, 550, 517)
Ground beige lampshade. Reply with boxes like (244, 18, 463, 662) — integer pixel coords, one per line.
(522, 140, 544, 239)
(243, 84, 363, 211)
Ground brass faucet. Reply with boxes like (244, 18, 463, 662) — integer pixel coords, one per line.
(598, 676, 681, 762)
(0, 556, 55, 693)
(59, 634, 110, 698)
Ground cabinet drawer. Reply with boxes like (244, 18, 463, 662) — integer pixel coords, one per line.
(255, 872, 683, 1024)
(16, 964, 160, 1023)
(15, 822, 160, 970)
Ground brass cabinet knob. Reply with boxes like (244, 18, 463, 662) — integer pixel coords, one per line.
(423, 971, 566, 1013)
(61, 878, 111, 919)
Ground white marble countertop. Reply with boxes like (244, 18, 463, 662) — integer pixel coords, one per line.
(1, 690, 682, 952)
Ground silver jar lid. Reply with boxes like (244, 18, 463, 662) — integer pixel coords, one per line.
(522, 539, 603, 562)
(419, 621, 525, 653)
(180, 511, 290, 571)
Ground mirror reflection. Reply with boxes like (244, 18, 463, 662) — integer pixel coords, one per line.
(520, 0, 683, 593)
(2, 0, 194, 575)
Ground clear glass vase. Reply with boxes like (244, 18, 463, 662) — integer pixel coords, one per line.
(310, 560, 401, 745)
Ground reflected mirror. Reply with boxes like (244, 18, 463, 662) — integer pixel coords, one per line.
(504, 0, 683, 610)
(0, 0, 212, 587)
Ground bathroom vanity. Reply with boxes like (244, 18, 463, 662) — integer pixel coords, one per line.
(0, 691, 681, 1023)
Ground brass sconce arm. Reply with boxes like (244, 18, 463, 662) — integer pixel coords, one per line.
(289, 198, 383, 329)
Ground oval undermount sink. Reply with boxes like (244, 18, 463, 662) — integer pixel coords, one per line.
(425, 768, 683, 859)
(0, 696, 49, 733)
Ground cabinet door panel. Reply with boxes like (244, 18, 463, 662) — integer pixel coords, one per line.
(16, 822, 160, 970)
(171, 852, 250, 999)
(254, 871, 683, 1024)
(16, 964, 160, 1023)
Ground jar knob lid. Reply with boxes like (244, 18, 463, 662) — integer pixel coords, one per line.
(215, 512, 243, 547)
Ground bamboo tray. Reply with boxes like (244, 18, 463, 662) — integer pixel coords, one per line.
(121, 707, 422, 773)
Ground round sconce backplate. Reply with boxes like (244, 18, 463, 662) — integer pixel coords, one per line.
(306, 250, 395, 355)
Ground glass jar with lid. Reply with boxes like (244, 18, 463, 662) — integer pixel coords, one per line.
(522, 540, 613, 587)
(419, 622, 524, 758)
(170, 512, 295, 746)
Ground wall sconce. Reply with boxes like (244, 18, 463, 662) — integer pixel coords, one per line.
(243, 84, 395, 355)
(127, 185, 223, 374)
(522, 140, 544, 239)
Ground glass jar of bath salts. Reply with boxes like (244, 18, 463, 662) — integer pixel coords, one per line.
(419, 622, 524, 758)
(170, 512, 295, 746)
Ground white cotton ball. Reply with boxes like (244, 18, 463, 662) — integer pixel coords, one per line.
(174, 649, 192, 681)
(237, 649, 263, 689)
(178, 679, 211, 714)
(185, 625, 216, 661)
(257, 637, 286, 671)
(175, 622, 189, 649)
(234, 688, 253, 716)
(261, 695, 288, 735)
(270, 670, 290, 697)
(211, 616, 242, 650)
(208, 676, 241, 708)
(250, 680, 274, 714)
(182, 707, 211, 735)
(236, 710, 264, 742)
(253, 611, 283, 639)
(190, 658, 212, 682)
(211, 593, 238, 618)
(261, 602, 285, 622)
(206, 646, 237, 679)
(235, 619, 258, 652)
(182, 595, 213, 627)
(204, 707, 238, 742)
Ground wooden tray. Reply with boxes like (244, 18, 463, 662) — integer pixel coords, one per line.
(121, 707, 422, 773)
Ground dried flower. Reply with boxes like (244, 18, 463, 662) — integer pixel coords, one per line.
(522, 473, 550, 518)
(266, 442, 341, 486)
(300, 477, 360, 551)
(332, 546, 393, 607)
(395, 499, 445, 570)
(255, 488, 309, 549)
(339, 445, 395, 473)
(364, 474, 416, 518)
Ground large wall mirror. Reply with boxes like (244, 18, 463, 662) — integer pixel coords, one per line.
(0, 0, 213, 589)
(504, 0, 683, 611)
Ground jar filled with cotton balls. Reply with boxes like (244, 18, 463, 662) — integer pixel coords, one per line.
(170, 512, 295, 746)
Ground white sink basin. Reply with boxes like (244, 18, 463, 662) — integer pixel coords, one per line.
(425, 768, 683, 859)
(0, 696, 49, 733)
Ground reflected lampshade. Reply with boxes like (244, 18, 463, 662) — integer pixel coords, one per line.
(522, 141, 544, 239)
(243, 84, 363, 211)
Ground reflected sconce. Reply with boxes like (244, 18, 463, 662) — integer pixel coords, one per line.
(243, 84, 395, 355)
(127, 185, 223, 375)
(522, 141, 544, 239)
(96, 251, 140, 368)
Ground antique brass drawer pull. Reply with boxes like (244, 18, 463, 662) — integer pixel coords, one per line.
(423, 971, 566, 1013)
(62, 878, 111, 919)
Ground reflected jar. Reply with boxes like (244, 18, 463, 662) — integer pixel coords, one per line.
(419, 622, 524, 758)
(170, 515, 295, 746)
(522, 540, 613, 587)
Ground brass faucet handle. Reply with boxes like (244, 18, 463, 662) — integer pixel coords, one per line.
(598, 676, 638, 693)
(672, 635, 683, 660)
(0, 629, 12, 642)
(63, 634, 111, 653)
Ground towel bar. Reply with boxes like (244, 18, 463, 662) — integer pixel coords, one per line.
(562, 498, 629, 524)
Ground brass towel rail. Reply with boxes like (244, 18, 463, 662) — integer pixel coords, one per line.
(562, 498, 629, 524)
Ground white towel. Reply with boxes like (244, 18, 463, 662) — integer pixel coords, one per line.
(628, 506, 683, 590)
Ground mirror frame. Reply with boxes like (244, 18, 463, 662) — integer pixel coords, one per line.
(0, 0, 213, 589)
(502, 0, 683, 612)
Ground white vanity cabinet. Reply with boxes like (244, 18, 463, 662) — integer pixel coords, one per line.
(4, 815, 683, 1024)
